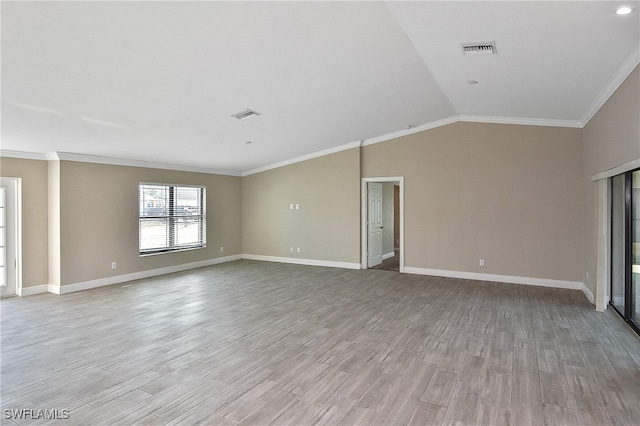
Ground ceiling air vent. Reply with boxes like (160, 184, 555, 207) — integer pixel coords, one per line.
(231, 109, 261, 120)
(460, 41, 497, 56)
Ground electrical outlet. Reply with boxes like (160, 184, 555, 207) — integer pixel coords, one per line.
(295, 203, 300, 210)
(111, 262, 117, 270)
(220, 246, 224, 252)
(479, 259, 485, 267)
(290, 247, 294, 253)
(297, 247, 301, 253)
(290, 204, 294, 210)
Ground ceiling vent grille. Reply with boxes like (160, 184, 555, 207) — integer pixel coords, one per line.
(231, 109, 261, 120)
(460, 41, 497, 56)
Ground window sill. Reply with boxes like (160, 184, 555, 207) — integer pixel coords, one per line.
(139, 245, 206, 257)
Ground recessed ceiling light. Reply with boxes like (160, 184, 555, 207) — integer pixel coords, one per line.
(616, 6, 634, 15)
(466, 80, 479, 85)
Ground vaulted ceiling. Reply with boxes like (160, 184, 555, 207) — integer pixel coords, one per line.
(2, 1, 639, 175)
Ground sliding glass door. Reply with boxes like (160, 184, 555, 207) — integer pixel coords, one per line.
(632, 171, 639, 326)
(611, 169, 640, 334)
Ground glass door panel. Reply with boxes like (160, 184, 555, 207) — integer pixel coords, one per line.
(631, 171, 640, 326)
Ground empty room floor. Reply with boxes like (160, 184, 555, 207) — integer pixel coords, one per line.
(2, 260, 640, 426)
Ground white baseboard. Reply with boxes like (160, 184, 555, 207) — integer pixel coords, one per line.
(242, 254, 361, 270)
(17, 284, 49, 296)
(49, 254, 242, 295)
(382, 251, 395, 260)
(581, 283, 594, 304)
(403, 266, 585, 291)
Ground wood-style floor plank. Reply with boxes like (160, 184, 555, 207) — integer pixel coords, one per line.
(2, 260, 640, 425)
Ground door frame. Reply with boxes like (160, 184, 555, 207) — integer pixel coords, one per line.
(361, 177, 404, 272)
(608, 169, 640, 335)
(0, 177, 22, 297)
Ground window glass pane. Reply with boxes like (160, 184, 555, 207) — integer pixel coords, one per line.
(612, 174, 626, 312)
(140, 185, 169, 217)
(175, 186, 201, 216)
(174, 217, 202, 246)
(139, 218, 169, 251)
(632, 171, 640, 324)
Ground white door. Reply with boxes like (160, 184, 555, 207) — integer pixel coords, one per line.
(367, 183, 383, 267)
(0, 179, 18, 298)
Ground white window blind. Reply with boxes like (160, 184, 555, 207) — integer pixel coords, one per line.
(139, 184, 206, 255)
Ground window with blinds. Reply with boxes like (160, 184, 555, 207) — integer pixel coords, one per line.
(139, 183, 206, 255)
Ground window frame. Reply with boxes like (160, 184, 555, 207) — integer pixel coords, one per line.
(138, 182, 206, 256)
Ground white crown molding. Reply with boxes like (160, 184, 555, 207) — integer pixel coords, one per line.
(581, 41, 640, 127)
(359, 114, 582, 150)
(242, 140, 362, 177)
(242, 254, 361, 270)
(50, 152, 241, 176)
(361, 116, 459, 147)
(0, 150, 48, 161)
(457, 115, 583, 129)
(48, 254, 241, 295)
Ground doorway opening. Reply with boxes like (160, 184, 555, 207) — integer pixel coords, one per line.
(0, 177, 22, 298)
(361, 177, 404, 272)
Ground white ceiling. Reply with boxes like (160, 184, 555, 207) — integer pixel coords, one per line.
(2, 1, 639, 175)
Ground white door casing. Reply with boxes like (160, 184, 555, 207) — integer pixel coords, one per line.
(0, 178, 20, 298)
(367, 183, 383, 267)
(362, 177, 404, 272)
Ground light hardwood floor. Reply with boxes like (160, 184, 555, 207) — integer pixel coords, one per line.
(2, 260, 640, 425)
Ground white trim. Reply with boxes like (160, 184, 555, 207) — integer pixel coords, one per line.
(48, 152, 240, 177)
(403, 266, 584, 291)
(361, 117, 459, 146)
(361, 177, 404, 272)
(595, 179, 610, 311)
(581, 42, 640, 127)
(49, 255, 242, 295)
(582, 283, 595, 305)
(0, 150, 48, 161)
(457, 115, 582, 129)
(0, 178, 23, 298)
(242, 254, 360, 270)
(15, 179, 23, 298)
(17, 284, 49, 297)
(242, 141, 362, 176)
(382, 251, 395, 261)
(591, 158, 640, 181)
